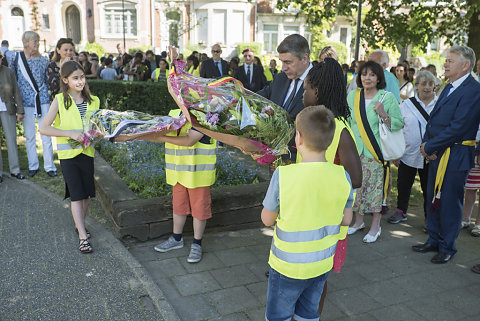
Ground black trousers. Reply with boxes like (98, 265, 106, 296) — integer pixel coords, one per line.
(396, 160, 429, 217)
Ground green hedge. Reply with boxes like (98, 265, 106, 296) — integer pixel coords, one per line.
(87, 80, 177, 115)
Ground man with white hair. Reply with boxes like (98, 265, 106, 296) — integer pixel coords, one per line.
(413, 46, 480, 264)
(347, 50, 400, 102)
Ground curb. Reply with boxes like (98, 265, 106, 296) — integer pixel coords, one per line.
(6, 174, 181, 321)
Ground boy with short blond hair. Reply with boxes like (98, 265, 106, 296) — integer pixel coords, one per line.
(262, 105, 354, 321)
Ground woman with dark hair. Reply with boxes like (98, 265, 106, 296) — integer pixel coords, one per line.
(78, 51, 93, 78)
(48, 38, 75, 101)
(186, 55, 200, 77)
(303, 58, 362, 188)
(228, 57, 240, 76)
(396, 62, 414, 102)
(302, 58, 362, 316)
(346, 61, 403, 243)
(253, 56, 264, 72)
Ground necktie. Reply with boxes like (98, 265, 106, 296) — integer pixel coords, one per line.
(283, 78, 301, 111)
(246, 65, 251, 84)
(437, 83, 453, 104)
(215, 61, 222, 76)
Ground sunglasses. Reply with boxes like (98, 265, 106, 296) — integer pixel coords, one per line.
(244, 54, 252, 58)
(211, 50, 221, 53)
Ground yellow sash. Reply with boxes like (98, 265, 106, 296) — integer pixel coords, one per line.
(353, 89, 390, 209)
(432, 140, 476, 202)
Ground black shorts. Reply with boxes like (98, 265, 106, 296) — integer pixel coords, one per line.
(60, 153, 95, 202)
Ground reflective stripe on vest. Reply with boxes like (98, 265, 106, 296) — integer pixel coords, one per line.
(269, 162, 351, 279)
(165, 109, 216, 188)
(54, 94, 100, 160)
(165, 148, 216, 156)
(275, 225, 341, 243)
(271, 241, 337, 264)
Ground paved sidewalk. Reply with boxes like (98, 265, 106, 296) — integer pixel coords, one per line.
(129, 208, 480, 321)
(0, 176, 179, 321)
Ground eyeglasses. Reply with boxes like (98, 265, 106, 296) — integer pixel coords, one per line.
(211, 50, 221, 53)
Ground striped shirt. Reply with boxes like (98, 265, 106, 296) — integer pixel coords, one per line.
(77, 101, 87, 119)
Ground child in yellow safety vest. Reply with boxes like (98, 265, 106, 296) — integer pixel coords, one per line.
(261, 106, 354, 321)
(152, 59, 169, 82)
(132, 109, 217, 263)
(40, 61, 100, 254)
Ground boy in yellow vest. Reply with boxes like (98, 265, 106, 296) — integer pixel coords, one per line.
(261, 106, 354, 321)
(137, 109, 216, 263)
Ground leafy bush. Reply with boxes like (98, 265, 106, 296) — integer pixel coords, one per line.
(87, 80, 176, 115)
(237, 42, 263, 58)
(84, 42, 106, 57)
(97, 141, 258, 198)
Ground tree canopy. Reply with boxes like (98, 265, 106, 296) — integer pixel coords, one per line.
(275, 0, 480, 52)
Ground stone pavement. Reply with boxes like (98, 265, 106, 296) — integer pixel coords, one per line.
(128, 208, 480, 321)
(0, 176, 179, 321)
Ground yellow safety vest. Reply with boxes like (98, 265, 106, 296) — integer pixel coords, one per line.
(269, 162, 351, 279)
(54, 93, 100, 160)
(154, 68, 168, 81)
(165, 109, 217, 188)
(264, 69, 274, 82)
(297, 118, 355, 163)
(188, 66, 200, 77)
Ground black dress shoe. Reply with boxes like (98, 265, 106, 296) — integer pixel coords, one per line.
(28, 169, 38, 177)
(412, 242, 438, 253)
(431, 252, 453, 264)
(47, 171, 57, 177)
(0, 176, 3, 183)
(11, 173, 25, 180)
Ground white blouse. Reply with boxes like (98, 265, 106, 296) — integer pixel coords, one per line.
(399, 94, 437, 168)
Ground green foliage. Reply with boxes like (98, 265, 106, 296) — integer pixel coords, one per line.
(87, 80, 176, 115)
(275, 0, 480, 51)
(84, 42, 106, 57)
(182, 43, 202, 58)
(128, 45, 153, 55)
(237, 42, 263, 58)
(311, 33, 348, 64)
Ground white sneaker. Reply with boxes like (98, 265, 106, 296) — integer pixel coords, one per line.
(363, 227, 381, 243)
(154, 236, 184, 252)
(347, 223, 365, 235)
(187, 243, 202, 263)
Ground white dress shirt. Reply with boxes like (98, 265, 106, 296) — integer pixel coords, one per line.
(282, 63, 313, 106)
(400, 94, 437, 168)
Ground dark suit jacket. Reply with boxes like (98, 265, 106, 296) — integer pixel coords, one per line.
(424, 75, 480, 171)
(257, 71, 305, 119)
(257, 72, 305, 160)
(233, 64, 267, 93)
(200, 58, 229, 79)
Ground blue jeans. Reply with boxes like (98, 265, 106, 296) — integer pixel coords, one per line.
(265, 267, 329, 321)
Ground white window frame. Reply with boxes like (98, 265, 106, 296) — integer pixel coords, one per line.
(100, 1, 138, 39)
(263, 24, 279, 53)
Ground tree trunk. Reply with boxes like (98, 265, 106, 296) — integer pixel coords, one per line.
(467, 1, 480, 56)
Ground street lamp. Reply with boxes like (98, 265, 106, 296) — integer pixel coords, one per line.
(122, 0, 126, 50)
(354, 0, 362, 61)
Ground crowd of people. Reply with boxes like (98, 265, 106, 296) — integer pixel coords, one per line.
(2, 29, 480, 321)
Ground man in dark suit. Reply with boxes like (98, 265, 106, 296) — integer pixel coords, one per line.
(144, 50, 162, 80)
(233, 48, 267, 93)
(257, 34, 312, 161)
(200, 44, 229, 79)
(414, 46, 480, 264)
